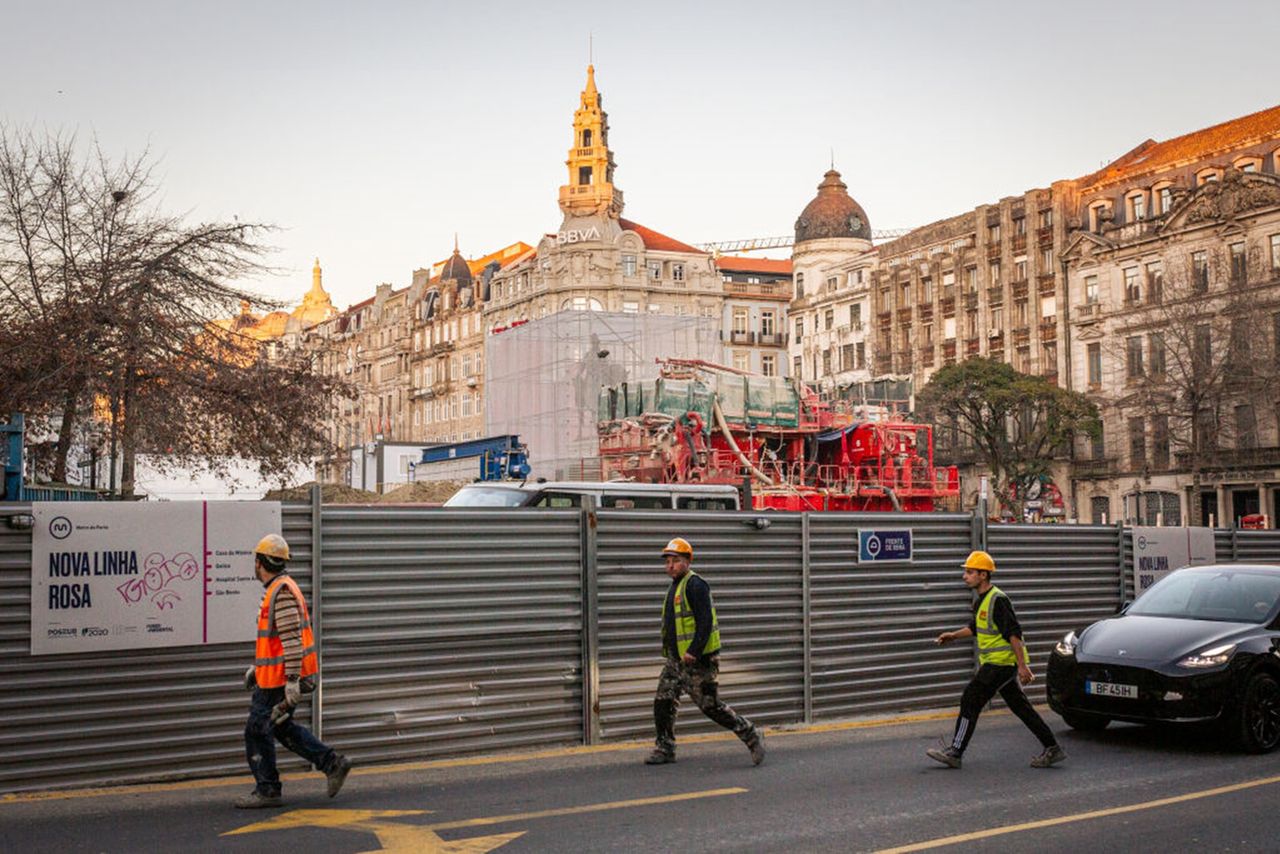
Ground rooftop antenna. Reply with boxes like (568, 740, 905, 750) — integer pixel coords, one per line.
(830, 147, 835, 170)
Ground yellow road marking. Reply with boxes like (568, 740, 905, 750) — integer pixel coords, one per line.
(222, 788, 747, 852)
(0, 708, 968, 804)
(877, 773, 1280, 853)
(419, 787, 748, 832)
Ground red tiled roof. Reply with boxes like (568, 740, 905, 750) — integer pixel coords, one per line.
(1079, 103, 1280, 188)
(715, 255, 792, 275)
(619, 218, 705, 254)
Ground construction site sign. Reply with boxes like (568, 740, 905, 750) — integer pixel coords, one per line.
(857, 528, 913, 564)
(30, 502, 280, 655)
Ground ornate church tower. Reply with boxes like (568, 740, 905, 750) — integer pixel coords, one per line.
(558, 65, 624, 222)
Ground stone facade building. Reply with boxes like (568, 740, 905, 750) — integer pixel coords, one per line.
(715, 255, 792, 376)
(1060, 105, 1280, 526)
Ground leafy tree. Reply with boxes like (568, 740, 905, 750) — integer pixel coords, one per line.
(918, 357, 1100, 517)
(0, 127, 350, 494)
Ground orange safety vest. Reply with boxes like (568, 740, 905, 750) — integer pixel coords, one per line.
(254, 574, 318, 689)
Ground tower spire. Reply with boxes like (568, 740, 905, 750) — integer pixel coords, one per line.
(559, 64, 623, 220)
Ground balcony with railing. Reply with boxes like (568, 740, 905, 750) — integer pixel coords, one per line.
(1012, 326, 1031, 345)
(940, 295, 956, 314)
(1011, 234, 1027, 253)
(894, 351, 913, 374)
(918, 305, 933, 322)
(1174, 446, 1280, 470)
(726, 280, 786, 298)
(1074, 457, 1116, 476)
(964, 337, 980, 356)
(987, 285, 1003, 304)
(1039, 318, 1057, 340)
(1075, 302, 1101, 320)
(1037, 274, 1056, 294)
(986, 242, 1002, 260)
(963, 291, 978, 310)
(875, 354, 893, 374)
(988, 331, 1004, 352)
(920, 345, 935, 367)
(728, 329, 755, 345)
(1037, 225, 1054, 245)
(757, 332, 788, 347)
(942, 340, 957, 360)
(897, 307, 913, 323)
(1011, 280, 1029, 299)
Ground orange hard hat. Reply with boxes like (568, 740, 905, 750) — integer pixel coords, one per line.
(662, 537, 693, 559)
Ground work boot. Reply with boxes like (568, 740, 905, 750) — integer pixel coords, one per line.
(644, 749, 676, 765)
(926, 746, 962, 769)
(1030, 744, 1067, 768)
(745, 728, 766, 766)
(234, 790, 283, 809)
(326, 754, 353, 798)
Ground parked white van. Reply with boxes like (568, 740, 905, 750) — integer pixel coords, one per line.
(444, 481, 741, 510)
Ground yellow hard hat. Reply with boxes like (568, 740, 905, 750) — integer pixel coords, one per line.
(662, 537, 693, 559)
(962, 550, 995, 573)
(255, 534, 291, 562)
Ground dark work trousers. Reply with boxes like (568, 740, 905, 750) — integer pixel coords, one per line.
(653, 655, 755, 756)
(949, 663, 1058, 755)
(244, 686, 336, 796)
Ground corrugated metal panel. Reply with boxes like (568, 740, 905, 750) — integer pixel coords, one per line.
(1227, 530, 1280, 564)
(987, 523, 1124, 703)
(1215, 529, 1236, 563)
(594, 511, 804, 741)
(316, 507, 584, 762)
(0, 501, 315, 794)
(809, 513, 976, 719)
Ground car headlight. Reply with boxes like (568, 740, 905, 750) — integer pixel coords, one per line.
(1054, 630, 1078, 657)
(1177, 643, 1237, 668)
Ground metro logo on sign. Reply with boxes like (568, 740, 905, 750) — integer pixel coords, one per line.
(857, 529, 913, 564)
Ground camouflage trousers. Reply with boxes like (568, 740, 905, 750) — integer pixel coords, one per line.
(652, 655, 755, 756)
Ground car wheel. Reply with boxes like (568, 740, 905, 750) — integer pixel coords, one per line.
(1234, 672, 1280, 753)
(1061, 711, 1110, 732)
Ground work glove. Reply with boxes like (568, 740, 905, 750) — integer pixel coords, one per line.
(270, 701, 293, 727)
(243, 666, 256, 691)
(284, 676, 302, 707)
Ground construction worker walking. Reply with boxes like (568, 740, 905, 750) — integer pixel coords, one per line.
(927, 550, 1066, 769)
(236, 534, 352, 808)
(646, 537, 765, 766)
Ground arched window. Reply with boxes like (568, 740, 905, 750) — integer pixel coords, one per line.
(1233, 155, 1262, 173)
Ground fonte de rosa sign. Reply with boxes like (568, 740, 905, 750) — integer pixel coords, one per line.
(556, 225, 601, 245)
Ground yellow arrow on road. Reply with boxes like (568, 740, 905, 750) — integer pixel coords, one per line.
(223, 787, 748, 852)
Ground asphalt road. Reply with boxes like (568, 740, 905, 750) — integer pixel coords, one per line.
(4, 709, 1280, 853)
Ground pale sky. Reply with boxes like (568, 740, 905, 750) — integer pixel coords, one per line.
(5, 0, 1277, 310)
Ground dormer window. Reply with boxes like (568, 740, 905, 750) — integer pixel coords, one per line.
(1152, 181, 1175, 216)
(1089, 201, 1112, 233)
(1126, 191, 1146, 222)
(1195, 167, 1221, 185)
(1233, 155, 1261, 173)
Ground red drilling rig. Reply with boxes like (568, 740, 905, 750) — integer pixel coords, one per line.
(596, 359, 960, 511)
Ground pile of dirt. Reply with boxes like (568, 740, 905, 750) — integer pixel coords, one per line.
(262, 481, 380, 504)
(377, 480, 468, 505)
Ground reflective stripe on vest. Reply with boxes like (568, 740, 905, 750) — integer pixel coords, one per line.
(254, 574, 319, 688)
(976, 585, 1016, 666)
(662, 570, 721, 658)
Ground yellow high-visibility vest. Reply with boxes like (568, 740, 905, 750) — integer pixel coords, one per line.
(664, 571, 721, 658)
(975, 585, 1017, 666)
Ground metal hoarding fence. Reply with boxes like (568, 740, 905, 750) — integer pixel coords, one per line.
(313, 506, 585, 764)
(2, 501, 1280, 794)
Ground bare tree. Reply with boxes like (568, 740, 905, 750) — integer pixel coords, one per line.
(0, 126, 350, 493)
